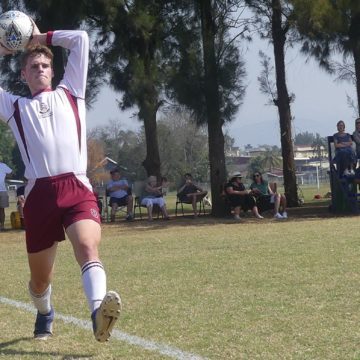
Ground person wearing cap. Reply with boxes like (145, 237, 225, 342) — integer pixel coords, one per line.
(224, 171, 263, 220)
(106, 168, 134, 221)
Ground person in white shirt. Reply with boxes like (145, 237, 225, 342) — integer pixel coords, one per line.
(0, 20, 120, 341)
(0, 162, 12, 230)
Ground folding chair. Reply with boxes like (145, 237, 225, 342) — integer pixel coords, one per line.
(175, 194, 206, 217)
(105, 189, 129, 222)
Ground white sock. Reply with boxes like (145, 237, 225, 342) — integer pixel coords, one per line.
(81, 260, 107, 312)
(29, 283, 52, 315)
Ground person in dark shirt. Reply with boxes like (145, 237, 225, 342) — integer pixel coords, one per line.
(224, 172, 263, 221)
(177, 173, 208, 217)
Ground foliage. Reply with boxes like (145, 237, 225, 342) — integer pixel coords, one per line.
(165, 1, 246, 126)
(0, 122, 15, 167)
(247, 155, 264, 175)
(294, 131, 317, 145)
(245, 0, 299, 206)
(87, 109, 211, 186)
(292, 0, 360, 114)
(311, 133, 327, 159)
(247, 147, 282, 176)
(157, 109, 209, 184)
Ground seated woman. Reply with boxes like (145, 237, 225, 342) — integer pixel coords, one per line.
(141, 175, 170, 221)
(177, 173, 208, 217)
(333, 120, 356, 176)
(224, 172, 263, 220)
(250, 172, 287, 219)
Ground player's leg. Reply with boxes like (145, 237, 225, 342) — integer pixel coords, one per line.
(110, 200, 118, 222)
(66, 219, 121, 342)
(28, 243, 57, 339)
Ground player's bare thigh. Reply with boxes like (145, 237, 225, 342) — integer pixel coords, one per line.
(28, 242, 58, 293)
(66, 219, 101, 267)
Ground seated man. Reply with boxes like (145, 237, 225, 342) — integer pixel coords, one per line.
(177, 173, 208, 217)
(224, 172, 263, 220)
(106, 168, 133, 221)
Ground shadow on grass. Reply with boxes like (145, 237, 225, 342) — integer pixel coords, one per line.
(101, 200, 357, 231)
(0, 337, 93, 359)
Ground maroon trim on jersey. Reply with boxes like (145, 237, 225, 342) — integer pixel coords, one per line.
(32, 87, 52, 98)
(46, 31, 54, 46)
(13, 99, 30, 162)
(62, 87, 81, 151)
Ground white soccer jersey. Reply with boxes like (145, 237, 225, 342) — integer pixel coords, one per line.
(0, 30, 89, 188)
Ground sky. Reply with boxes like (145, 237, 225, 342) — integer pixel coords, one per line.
(87, 39, 357, 149)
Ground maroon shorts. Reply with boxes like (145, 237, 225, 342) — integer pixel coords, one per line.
(24, 173, 101, 253)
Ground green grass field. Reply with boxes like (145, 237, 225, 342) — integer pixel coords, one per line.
(3, 182, 360, 359)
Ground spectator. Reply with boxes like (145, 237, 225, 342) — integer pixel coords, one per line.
(90, 178, 103, 222)
(250, 172, 287, 219)
(177, 173, 208, 217)
(0, 162, 12, 231)
(106, 168, 134, 222)
(16, 179, 27, 229)
(141, 175, 170, 221)
(224, 172, 263, 220)
(333, 120, 356, 176)
(352, 117, 360, 167)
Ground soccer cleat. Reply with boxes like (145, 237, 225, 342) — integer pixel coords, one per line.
(91, 291, 122, 342)
(34, 307, 54, 340)
(274, 213, 284, 219)
(233, 214, 241, 221)
(125, 214, 134, 221)
(282, 211, 288, 219)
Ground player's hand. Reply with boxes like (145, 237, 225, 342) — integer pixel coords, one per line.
(27, 18, 43, 47)
(0, 42, 15, 56)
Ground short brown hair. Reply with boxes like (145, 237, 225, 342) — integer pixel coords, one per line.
(21, 44, 54, 69)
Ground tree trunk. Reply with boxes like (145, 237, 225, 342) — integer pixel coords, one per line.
(271, 0, 299, 207)
(199, 0, 227, 217)
(353, 45, 360, 117)
(140, 54, 161, 179)
(142, 105, 161, 179)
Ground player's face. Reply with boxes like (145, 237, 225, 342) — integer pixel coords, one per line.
(21, 54, 54, 95)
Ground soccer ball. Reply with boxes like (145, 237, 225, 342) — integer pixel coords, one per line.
(0, 10, 33, 51)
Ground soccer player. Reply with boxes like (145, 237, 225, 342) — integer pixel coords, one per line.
(0, 21, 121, 341)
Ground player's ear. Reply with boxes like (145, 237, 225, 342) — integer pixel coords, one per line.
(21, 69, 26, 82)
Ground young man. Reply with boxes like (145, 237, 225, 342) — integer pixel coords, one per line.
(0, 161, 12, 231)
(0, 22, 121, 341)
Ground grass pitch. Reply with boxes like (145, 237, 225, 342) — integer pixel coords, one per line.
(1, 194, 360, 359)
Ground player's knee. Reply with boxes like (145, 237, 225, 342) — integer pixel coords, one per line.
(30, 278, 50, 295)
